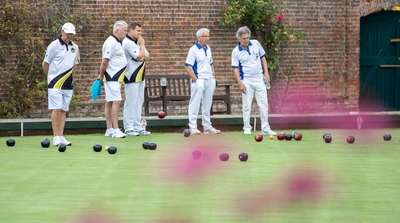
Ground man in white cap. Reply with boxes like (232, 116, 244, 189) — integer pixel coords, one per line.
(42, 22, 80, 146)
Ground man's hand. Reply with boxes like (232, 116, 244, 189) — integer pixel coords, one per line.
(238, 82, 247, 94)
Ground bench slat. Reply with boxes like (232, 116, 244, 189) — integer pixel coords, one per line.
(144, 75, 231, 116)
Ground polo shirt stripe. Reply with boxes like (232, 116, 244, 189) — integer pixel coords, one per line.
(48, 68, 74, 89)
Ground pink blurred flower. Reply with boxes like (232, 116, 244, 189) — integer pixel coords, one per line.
(277, 12, 284, 22)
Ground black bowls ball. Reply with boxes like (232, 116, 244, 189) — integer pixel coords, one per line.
(107, 146, 117, 154)
(383, 133, 392, 141)
(58, 143, 67, 152)
(6, 138, 15, 147)
(93, 144, 102, 152)
(41, 138, 50, 148)
(142, 141, 150, 149)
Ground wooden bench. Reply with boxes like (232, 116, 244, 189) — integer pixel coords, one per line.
(144, 74, 231, 116)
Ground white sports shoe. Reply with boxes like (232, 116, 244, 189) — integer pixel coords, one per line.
(244, 129, 251, 135)
(204, 127, 221, 134)
(190, 129, 201, 135)
(53, 136, 61, 146)
(138, 130, 151, 136)
(60, 136, 72, 146)
(112, 129, 126, 138)
(105, 129, 114, 137)
(262, 129, 277, 136)
(125, 130, 139, 136)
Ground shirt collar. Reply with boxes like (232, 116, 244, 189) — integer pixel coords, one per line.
(125, 34, 138, 44)
(58, 37, 73, 46)
(238, 40, 253, 51)
(111, 34, 122, 45)
(196, 41, 208, 51)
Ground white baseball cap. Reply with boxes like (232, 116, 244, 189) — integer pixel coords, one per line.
(62, 22, 76, 34)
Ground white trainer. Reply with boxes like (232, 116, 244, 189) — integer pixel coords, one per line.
(105, 129, 114, 137)
(112, 129, 126, 138)
(262, 130, 277, 136)
(204, 127, 221, 134)
(138, 130, 151, 136)
(190, 129, 201, 135)
(125, 130, 139, 136)
(53, 136, 61, 146)
(244, 129, 251, 135)
(60, 136, 72, 146)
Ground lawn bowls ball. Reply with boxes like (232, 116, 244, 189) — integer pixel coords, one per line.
(148, 142, 157, 150)
(58, 143, 67, 152)
(41, 138, 50, 148)
(294, 132, 303, 141)
(142, 141, 150, 149)
(192, 150, 202, 159)
(277, 133, 285, 140)
(285, 133, 293, 141)
(346, 135, 355, 144)
(324, 134, 332, 143)
(238, 152, 248, 162)
(383, 133, 392, 141)
(6, 138, 15, 147)
(183, 129, 191, 137)
(158, 111, 166, 119)
(107, 146, 117, 154)
(254, 133, 263, 142)
(323, 132, 331, 139)
(219, 153, 229, 161)
(93, 144, 102, 152)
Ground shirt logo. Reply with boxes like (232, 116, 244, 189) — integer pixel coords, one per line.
(70, 47, 76, 53)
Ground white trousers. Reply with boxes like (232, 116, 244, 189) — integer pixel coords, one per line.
(123, 81, 145, 132)
(241, 80, 271, 132)
(188, 78, 216, 130)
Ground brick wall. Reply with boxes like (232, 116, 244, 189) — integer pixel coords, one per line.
(15, 0, 398, 117)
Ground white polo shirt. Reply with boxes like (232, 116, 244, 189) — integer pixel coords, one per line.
(185, 42, 214, 79)
(102, 35, 127, 82)
(231, 40, 266, 81)
(44, 38, 80, 89)
(122, 35, 145, 83)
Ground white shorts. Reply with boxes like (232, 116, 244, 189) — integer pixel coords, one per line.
(104, 81, 122, 102)
(48, 89, 73, 111)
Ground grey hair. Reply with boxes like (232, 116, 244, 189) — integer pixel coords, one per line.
(236, 26, 251, 40)
(196, 28, 210, 38)
(113, 20, 128, 32)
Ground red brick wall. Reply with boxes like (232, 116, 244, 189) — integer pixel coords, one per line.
(19, 0, 397, 117)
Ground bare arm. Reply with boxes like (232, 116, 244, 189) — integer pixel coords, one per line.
(144, 47, 150, 59)
(136, 35, 146, 61)
(261, 57, 270, 83)
(233, 68, 246, 94)
(98, 58, 109, 80)
(42, 62, 49, 75)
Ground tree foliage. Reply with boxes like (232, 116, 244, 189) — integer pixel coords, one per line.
(219, 0, 305, 71)
(0, 0, 96, 118)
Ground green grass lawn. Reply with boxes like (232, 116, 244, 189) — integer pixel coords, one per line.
(1, 129, 400, 223)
